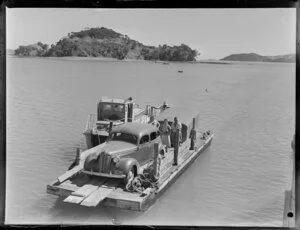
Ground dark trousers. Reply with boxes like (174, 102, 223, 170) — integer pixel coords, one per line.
(174, 148, 178, 164)
(171, 131, 182, 147)
(170, 132, 175, 147)
(171, 131, 180, 164)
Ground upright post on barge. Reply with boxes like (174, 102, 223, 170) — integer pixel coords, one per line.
(173, 129, 179, 165)
(108, 121, 113, 133)
(153, 143, 160, 180)
(190, 117, 196, 150)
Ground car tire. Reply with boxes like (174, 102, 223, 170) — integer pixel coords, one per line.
(160, 149, 165, 158)
(124, 165, 137, 186)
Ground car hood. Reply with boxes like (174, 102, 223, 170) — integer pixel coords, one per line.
(100, 141, 137, 156)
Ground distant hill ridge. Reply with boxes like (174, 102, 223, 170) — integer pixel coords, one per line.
(14, 27, 199, 61)
(221, 53, 295, 63)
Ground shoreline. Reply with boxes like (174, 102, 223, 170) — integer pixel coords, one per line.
(7, 54, 231, 64)
(7, 54, 295, 65)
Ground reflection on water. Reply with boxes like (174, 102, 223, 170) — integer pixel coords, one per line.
(6, 57, 295, 226)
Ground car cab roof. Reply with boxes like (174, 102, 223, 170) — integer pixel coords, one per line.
(111, 122, 158, 137)
(99, 97, 133, 104)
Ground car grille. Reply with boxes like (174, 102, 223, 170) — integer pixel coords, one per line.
(98, 152, 112, 173)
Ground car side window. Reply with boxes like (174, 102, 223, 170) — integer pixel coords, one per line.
(150, 132, 157, 141)
(140, 135, 149, 144)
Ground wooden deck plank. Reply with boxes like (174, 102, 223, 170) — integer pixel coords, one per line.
(179, 150, 193, 164)
(63, 178, 107, 204)
(160, 160, 174, 176)
(160, 141, 191, 170)
(159, 165, 177, 184)
(160, 159, 172, 170)
(72, 184, 98, 197)
(80, 187, 115, 207)
(71, 178, 107, 197)
(160, 146, 192, 177)
(80, 180, 121, 207)
(63, 195, 85, 204)
(58, 164, 83, 183)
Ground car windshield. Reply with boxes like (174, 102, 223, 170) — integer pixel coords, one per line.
(110, 132, 138, 144)
(98, 103, 125, 121)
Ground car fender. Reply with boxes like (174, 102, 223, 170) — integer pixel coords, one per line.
(115, 158, 140, 175)
(83, 152, 99, 171)
(79, 142, 107, 163)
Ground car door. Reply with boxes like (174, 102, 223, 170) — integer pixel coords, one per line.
(136, 134, 151, 165)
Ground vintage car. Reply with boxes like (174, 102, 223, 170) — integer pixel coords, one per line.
(83, 123, 165, 183)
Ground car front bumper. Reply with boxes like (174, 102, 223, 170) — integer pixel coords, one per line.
(82, 170, 126, 179)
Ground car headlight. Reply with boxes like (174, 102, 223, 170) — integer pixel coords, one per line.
(112, 156, 120, 164)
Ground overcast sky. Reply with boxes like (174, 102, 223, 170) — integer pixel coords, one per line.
(6, 8, 296, 59)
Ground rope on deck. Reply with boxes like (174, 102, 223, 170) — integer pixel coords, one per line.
(124, 154, 162, 194)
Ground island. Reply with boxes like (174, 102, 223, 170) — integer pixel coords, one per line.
(14, 27, 199, 62)
(220, 53, 295, 63)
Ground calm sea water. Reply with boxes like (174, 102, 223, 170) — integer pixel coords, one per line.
(6, 57, 295, 226)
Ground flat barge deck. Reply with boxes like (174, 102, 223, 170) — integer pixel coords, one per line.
(47, 132, 213, 211)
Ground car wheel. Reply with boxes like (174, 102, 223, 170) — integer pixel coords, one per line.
(160, 149, 165, 158)
(124, 166, 137, 186)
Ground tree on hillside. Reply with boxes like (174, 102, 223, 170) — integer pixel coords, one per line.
(37, 42, 49, 50)
(15, 46, 30, 56)
(14, 27, 200, 61)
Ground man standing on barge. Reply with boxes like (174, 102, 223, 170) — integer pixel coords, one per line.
(160, 119, 171, 152)
(171, 117, 182, 146)
(171, 117, 182, 166)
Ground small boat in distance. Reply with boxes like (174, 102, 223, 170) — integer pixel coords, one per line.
(178, 70, 184, 73)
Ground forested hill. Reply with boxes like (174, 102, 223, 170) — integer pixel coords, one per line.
(221, 53, 295, 63)
(14, 27, 199, 61)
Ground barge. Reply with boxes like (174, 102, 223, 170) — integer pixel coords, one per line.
(47, 108, 213, 211)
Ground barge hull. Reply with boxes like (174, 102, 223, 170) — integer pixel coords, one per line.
(47, 134, 213, 211)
